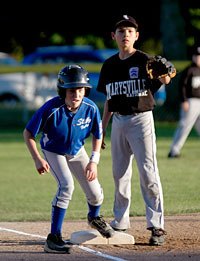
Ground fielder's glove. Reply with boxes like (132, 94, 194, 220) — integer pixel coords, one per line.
(146, 55, 176, 80)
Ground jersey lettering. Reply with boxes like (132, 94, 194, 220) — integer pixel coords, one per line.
(192, 76, 200, 88)
(106, 79, 148, 100)
(76, 117, 92, 129)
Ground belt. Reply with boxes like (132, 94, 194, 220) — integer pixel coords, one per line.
(115, 112, 139, 116)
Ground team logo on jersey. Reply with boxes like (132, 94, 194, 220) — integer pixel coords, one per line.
(129, 67, 139, 78)
(76, 117, 91, 129)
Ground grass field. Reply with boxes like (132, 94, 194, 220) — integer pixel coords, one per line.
(0, 124, 199, 222)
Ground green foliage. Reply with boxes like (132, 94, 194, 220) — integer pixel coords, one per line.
(0, 128, 199, 221)
(189, 8, 200, 30)
(140, 38, 163, 55)
(74, 35, 106, 49)
(50, 33, 66, 45)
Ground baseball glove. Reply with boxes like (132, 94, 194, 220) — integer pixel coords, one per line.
(146, 55, 176, 80)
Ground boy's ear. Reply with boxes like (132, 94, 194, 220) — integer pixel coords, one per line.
(111, 32, 115, 40)
(135, 31, 139, 40)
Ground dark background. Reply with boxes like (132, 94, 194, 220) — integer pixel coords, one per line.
(0, 1, 199, 56)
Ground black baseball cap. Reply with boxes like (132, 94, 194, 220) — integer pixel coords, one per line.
(114, 15, 138, 31)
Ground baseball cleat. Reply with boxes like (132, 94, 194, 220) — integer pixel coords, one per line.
(88, 215, 115, 238)
(168, 151, 180, 158)
(44, 233, 71, 254)
(148, 227, 167, 246)
(111, 227, 127, 232)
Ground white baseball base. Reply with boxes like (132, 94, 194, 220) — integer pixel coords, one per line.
(70, 229, 135, 245)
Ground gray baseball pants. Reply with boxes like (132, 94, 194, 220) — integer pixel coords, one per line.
(110, 111, 164, 230)
(169, 98, 200, 155)
(42, 147, 104, 209)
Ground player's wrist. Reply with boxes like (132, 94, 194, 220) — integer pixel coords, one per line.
(89, 151, 100, 164)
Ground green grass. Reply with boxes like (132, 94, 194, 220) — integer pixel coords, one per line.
(0, 127, 199, 222)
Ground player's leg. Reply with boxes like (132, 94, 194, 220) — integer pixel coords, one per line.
(42, 149, 73, 253)
(128, 111, 166, 245)
(168, 98, 199, 157)
(110, 114, 133, 231)
(127, 111, 164, 230)
(193, 99, 200, 135)
(67, 147, 114, 238)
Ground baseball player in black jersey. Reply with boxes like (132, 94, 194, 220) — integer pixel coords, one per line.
(168, 47, 200, 158)
(97, 15, 174, 246)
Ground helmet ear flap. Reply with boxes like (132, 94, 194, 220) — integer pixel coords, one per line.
(57, 87, 66, 98)
(85, 88, 90, 97)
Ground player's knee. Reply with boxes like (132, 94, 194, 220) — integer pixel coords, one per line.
(62, 184, 74, 198)
(148, 183, 159, 197)
(87, 191, 104, 206)
(56, 184, 75, 205)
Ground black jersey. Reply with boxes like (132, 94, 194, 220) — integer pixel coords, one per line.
(179, 63, 200, 102)
(97, 50, 162, 114)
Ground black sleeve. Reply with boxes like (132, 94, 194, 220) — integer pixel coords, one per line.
(96, 63, 107, 95)
(179, 66, 190, 102)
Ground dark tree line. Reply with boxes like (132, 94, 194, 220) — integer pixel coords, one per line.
(0, 1, 199, 59)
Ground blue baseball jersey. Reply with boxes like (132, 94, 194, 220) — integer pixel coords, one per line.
(25, 96, 102, 155)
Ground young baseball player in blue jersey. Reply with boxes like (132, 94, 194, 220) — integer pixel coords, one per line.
(23, 64, 114, 254)
(97, 15, 175, 246)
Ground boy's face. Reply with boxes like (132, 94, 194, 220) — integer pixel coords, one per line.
(112, 26, 139, 49)
(192, 54, 200, 67)
(65, 87, 85, 110)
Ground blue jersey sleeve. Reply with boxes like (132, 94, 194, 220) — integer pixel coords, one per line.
(25, 97, 61, 137)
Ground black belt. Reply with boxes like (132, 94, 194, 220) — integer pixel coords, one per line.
(115, 112, 139, 116)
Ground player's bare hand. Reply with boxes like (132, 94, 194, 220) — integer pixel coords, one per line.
(85, 162, 97, 181)
(101, 140, 106, 149)
(182, 101, 189, 112)
(35, 158, 50, 175)
(101, 130, 106, 150)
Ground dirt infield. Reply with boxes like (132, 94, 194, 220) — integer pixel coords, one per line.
(0, 213, 200, 260)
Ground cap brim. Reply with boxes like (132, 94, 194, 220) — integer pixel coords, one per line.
(115, 21, 137, 30)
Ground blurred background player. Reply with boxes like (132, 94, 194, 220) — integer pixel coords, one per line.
(23, 64, 114, 254)
(168, 46, 200, 158)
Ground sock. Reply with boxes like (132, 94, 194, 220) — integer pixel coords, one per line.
(51, 206, 66, 235)
(87, 202, 101, 218)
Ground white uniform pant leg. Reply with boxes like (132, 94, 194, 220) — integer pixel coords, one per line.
(43, 147, 104, 210)
(110, 114, 133, 230)
(170, 98, 200, 155)
(67, 147, 104, 206)
(42, 149, 75, 209)
(127, 112, 164, 229)
(194, 99, 200, 135)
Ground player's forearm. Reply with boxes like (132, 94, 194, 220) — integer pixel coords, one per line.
(159, 75, 171, 85)
(91, 135, 102, 153)
(102, 100, 113, 130)
(89, 136, 102, 164)
(23, 128, 42, 161)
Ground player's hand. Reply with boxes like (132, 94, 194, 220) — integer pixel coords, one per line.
(35, 158, 50, 175)
(101, 130, 106, 150)
(85, 162, 97, 181)
(182, 101, 189, 112)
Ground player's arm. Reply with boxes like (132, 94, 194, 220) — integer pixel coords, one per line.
(23, 128, 50, 175)
(101, 100, 113, 149)
(159, 75, 171, 85)
(85, 135, 102, 182)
